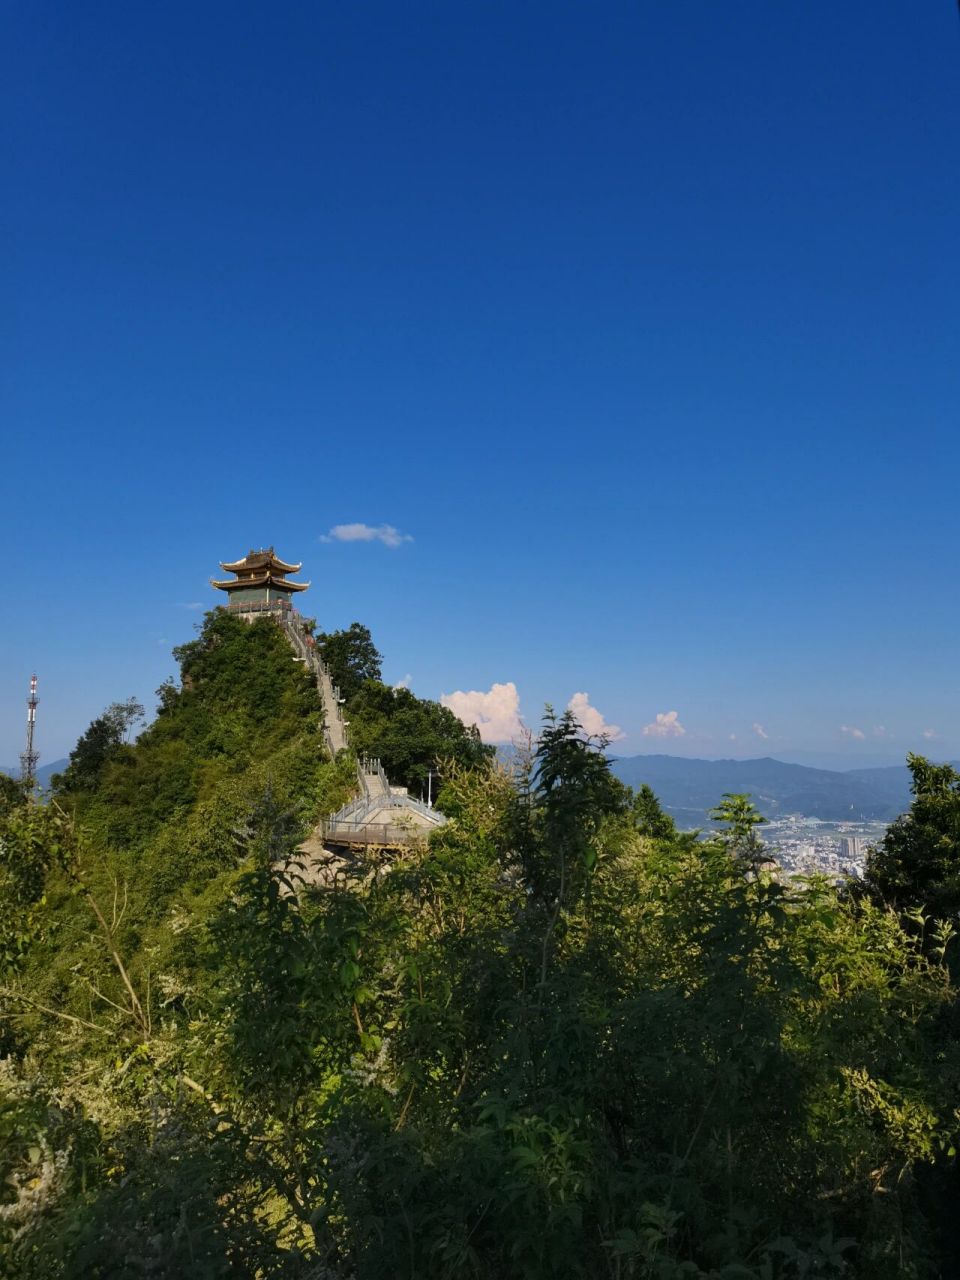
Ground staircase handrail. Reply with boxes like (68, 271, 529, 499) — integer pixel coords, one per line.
(386, 794, 444, 822)
(327, 791, 447, 828)
(279, 614, 442, 840)
(280, 616, 347, 754)
(375, 758, 390, 795)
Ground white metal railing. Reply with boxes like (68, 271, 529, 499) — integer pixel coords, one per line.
(328, 776, 373, 824)
(276, 613, 445, 843)
(384, 793, 443, 822)
(327, 769, 446, 830)
(279, 615, 348, 755)
(321, 818, 432, 847)
(358, 756, 391, 797)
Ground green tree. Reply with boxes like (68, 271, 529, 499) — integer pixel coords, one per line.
(865, 753, 960, 925)
(346, 681, 492, 795)
(632, 781, 678, 840)
(0, 799, 67, 993)
(315, 623, 383, 701)
(710, 790, 769, 871)
(52, 698, 144, 794)
(522, 706, 627, 905)
(0, 773, 28, 816)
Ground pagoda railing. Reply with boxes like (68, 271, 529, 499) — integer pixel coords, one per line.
(223, 598, 294, 615)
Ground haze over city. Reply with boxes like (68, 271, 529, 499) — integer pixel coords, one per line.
(4, 4, 959, 768)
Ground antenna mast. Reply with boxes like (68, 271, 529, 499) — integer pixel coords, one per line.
(20, 673, 39, 785)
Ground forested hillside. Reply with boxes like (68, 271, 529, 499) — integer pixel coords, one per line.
(1, 615, 959, 1278)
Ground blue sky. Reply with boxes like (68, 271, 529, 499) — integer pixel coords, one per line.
(3, 2, 959, 769)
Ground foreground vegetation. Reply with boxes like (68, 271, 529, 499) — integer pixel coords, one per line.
(1, 614, 959, 1277)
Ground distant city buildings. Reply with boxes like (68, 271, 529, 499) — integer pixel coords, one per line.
(744, 816, 885, 881)
(838, 836, 866, 861)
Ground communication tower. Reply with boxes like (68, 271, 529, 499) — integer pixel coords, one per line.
(19, 674, 39, 784)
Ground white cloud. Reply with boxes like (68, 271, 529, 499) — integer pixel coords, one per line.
(752, 723, 768, 740)
(873, 726, 887, 737)
(923, 728, 938, 740)
(642, 710, 686, 739)
(393, 673, 412, 691)
(840, 724, 866, 741)
(320, 523, 412, 549)
(442, 681, 525, 744)
(178, 601, 205, 611)
(566, 692, 625, 742)
(729, 733, 738, 741)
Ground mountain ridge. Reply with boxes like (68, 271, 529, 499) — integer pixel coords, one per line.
(0, 759, 69, 790)
(606, 753, 946, 823)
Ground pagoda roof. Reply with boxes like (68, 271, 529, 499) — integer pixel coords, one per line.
(211, 570, 310, 592)
(219, 547, 302, 575)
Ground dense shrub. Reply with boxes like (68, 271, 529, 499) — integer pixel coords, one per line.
(2, 633, 958, 1277)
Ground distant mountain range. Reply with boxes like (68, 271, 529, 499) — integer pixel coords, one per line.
(1, 759, 68, 790)
(608, 754, 931, 824)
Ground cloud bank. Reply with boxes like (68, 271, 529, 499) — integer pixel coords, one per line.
(752, 723, 768, 740)
(320, 523, 412, 549)
(567, 692, 625, 742)
(568, 691, 627, 742)
(442, 681, 525, 744)
(840, 724, 866, 740)
(642, 710, 686, 739)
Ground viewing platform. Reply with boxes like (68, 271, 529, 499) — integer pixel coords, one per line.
(321, 757, 447, 851)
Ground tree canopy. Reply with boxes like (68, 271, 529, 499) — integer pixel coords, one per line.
(1, 621, 959, 1278)
(865, 753, 960, 928)
(51, 698, 144, 794)
(345, 679, 493, 796)
(315, 622, 383, 701)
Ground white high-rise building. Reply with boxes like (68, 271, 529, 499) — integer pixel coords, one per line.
(838, 836, 865, 860)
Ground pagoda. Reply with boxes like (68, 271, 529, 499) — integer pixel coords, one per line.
(211, 547, 310, 618)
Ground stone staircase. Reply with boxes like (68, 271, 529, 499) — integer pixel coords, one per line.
(280, 614, 349, 755)
(278, 614, 446, 851)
